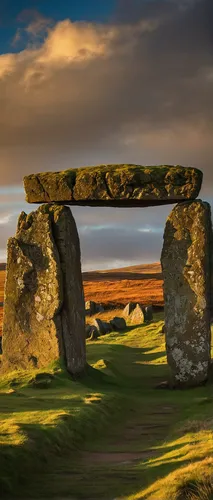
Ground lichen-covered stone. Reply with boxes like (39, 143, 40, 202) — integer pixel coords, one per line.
(24, 164, 203, 207)
(2, 205, 86, 374)
(161, 200, 212, 388)
(48, 204, 86, 375)
(2, 208, 63, 371)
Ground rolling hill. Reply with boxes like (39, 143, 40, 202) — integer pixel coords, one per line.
(0, 262, 164, 336)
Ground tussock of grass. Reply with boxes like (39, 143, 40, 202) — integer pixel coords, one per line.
(0, 313, 213, 499)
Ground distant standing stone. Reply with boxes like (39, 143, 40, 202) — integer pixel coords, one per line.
(85, 301, 104, 315)
(123, 302, 136, 317)
(24, 164, 203, 207)
(131, 304, 145, 325)
(161, 200, 212, 387)
(143, 305, 153, 321)
(85, 300, 96, 316)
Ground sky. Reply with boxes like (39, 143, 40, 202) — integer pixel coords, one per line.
(0, 0, 213, 271)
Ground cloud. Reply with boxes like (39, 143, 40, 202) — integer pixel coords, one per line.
(0, 213, 13, 225)
(0, 1, 212, 189)
(0, 1, 213, 268)
(12, 9, 54, 48)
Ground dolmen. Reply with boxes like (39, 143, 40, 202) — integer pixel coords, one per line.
(2, 164, 212, 388)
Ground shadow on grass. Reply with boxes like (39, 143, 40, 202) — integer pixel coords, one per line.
(1, 328, 212, 499)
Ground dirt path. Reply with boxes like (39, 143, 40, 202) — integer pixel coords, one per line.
(81, 405, 176, 467)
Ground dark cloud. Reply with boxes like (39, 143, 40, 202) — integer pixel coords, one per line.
(0, 1, 213, 266)
(0, 1, 213, 183)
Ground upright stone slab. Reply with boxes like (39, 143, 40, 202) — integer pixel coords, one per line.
(48, 205, 86, 374)
(131, 304, 145, 325)
(2, 205, 86, 375)
(161, 200, 212, 387)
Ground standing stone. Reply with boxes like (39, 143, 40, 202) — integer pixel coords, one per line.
(144, 305, 153, 321)
(85, 300, 96, 315)
(131, 304, 145, 325)
(2, 205, 86, 375)
(49, 205, 86, 375)
(123, 302, 136, 317)
(161, 200, 212, 387)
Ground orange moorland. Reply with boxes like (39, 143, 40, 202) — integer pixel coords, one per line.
(0, 262, 163, 336)
(83, 262, 163, 308)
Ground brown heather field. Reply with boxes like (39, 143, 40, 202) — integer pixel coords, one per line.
(0, 261, 163, 336)
(83, 262, 163, 308)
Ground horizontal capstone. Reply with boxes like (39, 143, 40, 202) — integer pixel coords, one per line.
(24, 164, 203, 207)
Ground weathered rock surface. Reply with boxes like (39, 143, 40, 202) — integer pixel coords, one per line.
(110, 317, 126, 331)
(86, 324, 99, 339)
(144, 305, 153, 321)
(123, 302, 136, 317)
(161, 200, 212, 387)
(89, 328, 100, 341)
(86, 324, 92, 338)
(131, 304, 145, 324)
(2, 205, 86, 374)
(85, 300, 96, 316)
(24, 165, 202, 207)
(92, 318, 112, 335)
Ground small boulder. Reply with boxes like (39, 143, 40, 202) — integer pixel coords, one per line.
(102, 321, 113, 334)
(85, 324, 93, 338)
(144, 305, 153, 321)
(97, 304, 104, 313)
(123, 302, 136, 317)
(131, 304, 145, 325)
(92, 319, 112, 335)
(89, 327, 100, 341)
(110, 317, 126, 331)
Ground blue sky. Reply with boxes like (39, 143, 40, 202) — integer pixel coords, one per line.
(0, 0, 116, 54)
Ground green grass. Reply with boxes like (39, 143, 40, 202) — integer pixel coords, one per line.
(0, 313, 213, 499)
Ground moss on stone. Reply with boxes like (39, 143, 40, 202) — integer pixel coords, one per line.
(24, 164, 203, 207)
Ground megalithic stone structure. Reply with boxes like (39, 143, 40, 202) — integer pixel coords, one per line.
(161, 200, 212, 387)
(2, 205, 86, 374)
(23, 164, 202, 207)
(3, 163, 211, 386)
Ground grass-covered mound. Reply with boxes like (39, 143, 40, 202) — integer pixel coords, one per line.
(0, 312, 213, 499)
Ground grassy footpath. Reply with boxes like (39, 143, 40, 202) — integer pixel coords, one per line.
(0, 313, 213, 499)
